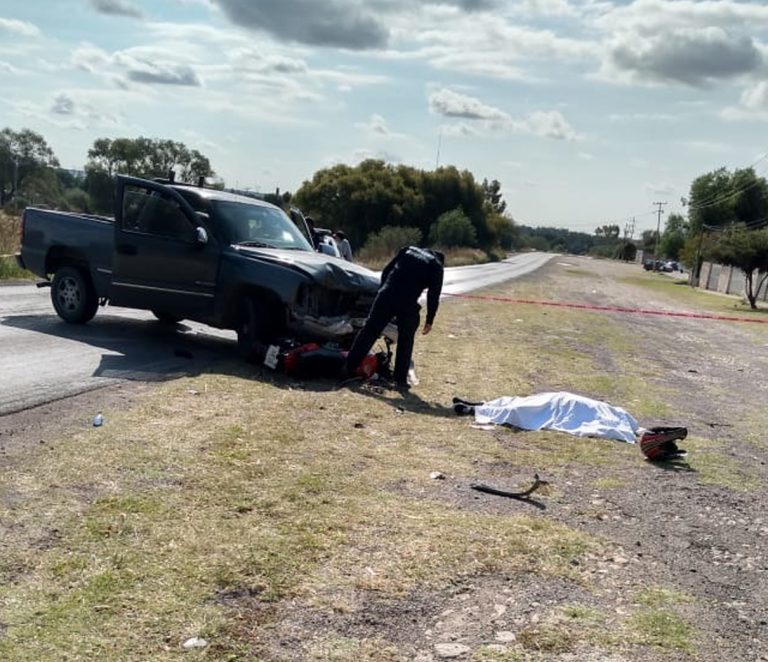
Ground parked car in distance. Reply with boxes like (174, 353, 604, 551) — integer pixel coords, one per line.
(644, 259, 682, 272)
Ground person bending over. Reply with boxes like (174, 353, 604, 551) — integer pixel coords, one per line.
(345, 246, 444, 388)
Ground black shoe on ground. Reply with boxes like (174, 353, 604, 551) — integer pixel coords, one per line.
(453, 403, 474, 416)
(452, 396, 484, 407)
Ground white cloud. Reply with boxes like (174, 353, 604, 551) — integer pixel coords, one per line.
(428, 87, 578, 140)
(0, 17, 40, 37)
(355, 113, 394, 138)
(608, 112, 678, 122)
(442, 122, 480, 136)
(722, 81, 768, 121)
(0, 60, 22, 74)
(523, 110, 577, 140)
(428, 88, 507, 120)
(352, 147, 402, 163)
(593, 0, 768, 35)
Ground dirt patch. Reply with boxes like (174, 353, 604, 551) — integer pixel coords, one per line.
(0, 380, 153, 471)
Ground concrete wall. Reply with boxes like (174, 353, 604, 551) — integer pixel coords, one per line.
(698, 261, 768, 301)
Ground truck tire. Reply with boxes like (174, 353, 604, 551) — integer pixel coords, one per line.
(236, 296, 274, 363)
(51, 266, 99, 324)
(152, 310, 183, 324)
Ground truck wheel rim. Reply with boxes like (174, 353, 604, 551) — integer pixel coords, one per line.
(58, 277, 81, 311)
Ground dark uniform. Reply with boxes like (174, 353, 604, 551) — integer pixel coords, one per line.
(346, 246, 444, 386)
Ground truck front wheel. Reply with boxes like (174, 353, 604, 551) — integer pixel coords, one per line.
(236, 296, 274, 363)
(51, 266, 99, 324)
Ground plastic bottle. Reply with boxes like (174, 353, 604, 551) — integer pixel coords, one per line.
(92, 413, 104, 427)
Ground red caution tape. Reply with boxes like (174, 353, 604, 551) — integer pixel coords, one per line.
(445, 292, 768, 325)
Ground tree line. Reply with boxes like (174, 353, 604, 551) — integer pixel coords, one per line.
(3, 126, 767, 304)
(1, 127, 515, 260)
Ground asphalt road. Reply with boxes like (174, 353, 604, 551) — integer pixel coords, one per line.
(0, 252, 554, 415)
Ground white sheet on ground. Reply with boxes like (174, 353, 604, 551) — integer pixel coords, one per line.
(474, 391, 640, 443)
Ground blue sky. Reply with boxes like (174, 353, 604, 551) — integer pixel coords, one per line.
(3, 0, 768, 235)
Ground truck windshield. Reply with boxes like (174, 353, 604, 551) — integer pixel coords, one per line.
(212, 200, 313, 251)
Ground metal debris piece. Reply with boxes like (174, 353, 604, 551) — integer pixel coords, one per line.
(470, 474, 548, 500)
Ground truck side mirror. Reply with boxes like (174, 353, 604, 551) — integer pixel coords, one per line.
(195, 226, 209, 245)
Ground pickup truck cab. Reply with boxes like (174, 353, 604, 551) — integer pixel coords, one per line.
(17, 175, 379, 360)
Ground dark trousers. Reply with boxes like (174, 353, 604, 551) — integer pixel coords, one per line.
(346, 290, 420, 384)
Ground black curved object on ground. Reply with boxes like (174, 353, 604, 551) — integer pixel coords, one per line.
(470, 474, 548, 500)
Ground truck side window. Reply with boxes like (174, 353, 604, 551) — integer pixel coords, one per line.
(123, 188, 195, 241)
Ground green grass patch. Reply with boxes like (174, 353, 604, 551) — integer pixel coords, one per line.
(636, 586, 694, 608)
(628, 608, 694, 652)
(0, 255, 33, 280)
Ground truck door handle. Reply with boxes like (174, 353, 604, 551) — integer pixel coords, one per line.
(116, 243, 138, 256)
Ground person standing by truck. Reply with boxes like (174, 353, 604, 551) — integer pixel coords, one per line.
(345, 246, 444, 389)
(334, 230, 353, 261)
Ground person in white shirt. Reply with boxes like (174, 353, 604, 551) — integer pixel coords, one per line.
(334, 230, 353, 261)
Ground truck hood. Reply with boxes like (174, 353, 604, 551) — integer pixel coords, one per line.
(233, 245, 379, 294)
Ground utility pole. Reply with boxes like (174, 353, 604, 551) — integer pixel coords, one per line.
(651, 202, 667, 270)
(435, 127, 443, 169)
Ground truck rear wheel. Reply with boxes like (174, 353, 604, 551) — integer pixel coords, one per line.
(51, 266, 99, 324)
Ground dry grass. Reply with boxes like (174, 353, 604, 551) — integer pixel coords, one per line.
(0, 211, 21, 256)
(0, 212, 33, 279)
(3, 260, 765, 659)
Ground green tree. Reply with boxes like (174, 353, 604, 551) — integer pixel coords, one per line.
(658, 212, 688, 259)
(294, 160, 501, 251)
(86, 136, 213, 181)
(85, 136, 215, 213)
(429, 208, 478, 247)
(686, 167, 768, 234)
(707, 226, 768, 309)
(0, 128, 60, 206)
(687, 167, 733, 233)
(595, 224, 620, 240)
(482, 178, 506, 215)
(640, 229, 659, 255)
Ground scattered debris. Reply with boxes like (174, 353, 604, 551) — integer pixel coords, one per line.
(430, 471, 446, 480)
(92, 413, 104, 427)
(470, 474, 548, 501)
(182, 637, 208, 650)
(353, 422, 365, 429)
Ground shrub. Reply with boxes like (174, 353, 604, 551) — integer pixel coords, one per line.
(357, 225, 422, 269)
(429, 208, 477, 247)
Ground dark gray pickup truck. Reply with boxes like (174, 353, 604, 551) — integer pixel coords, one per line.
(17, 175, 379, 360)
